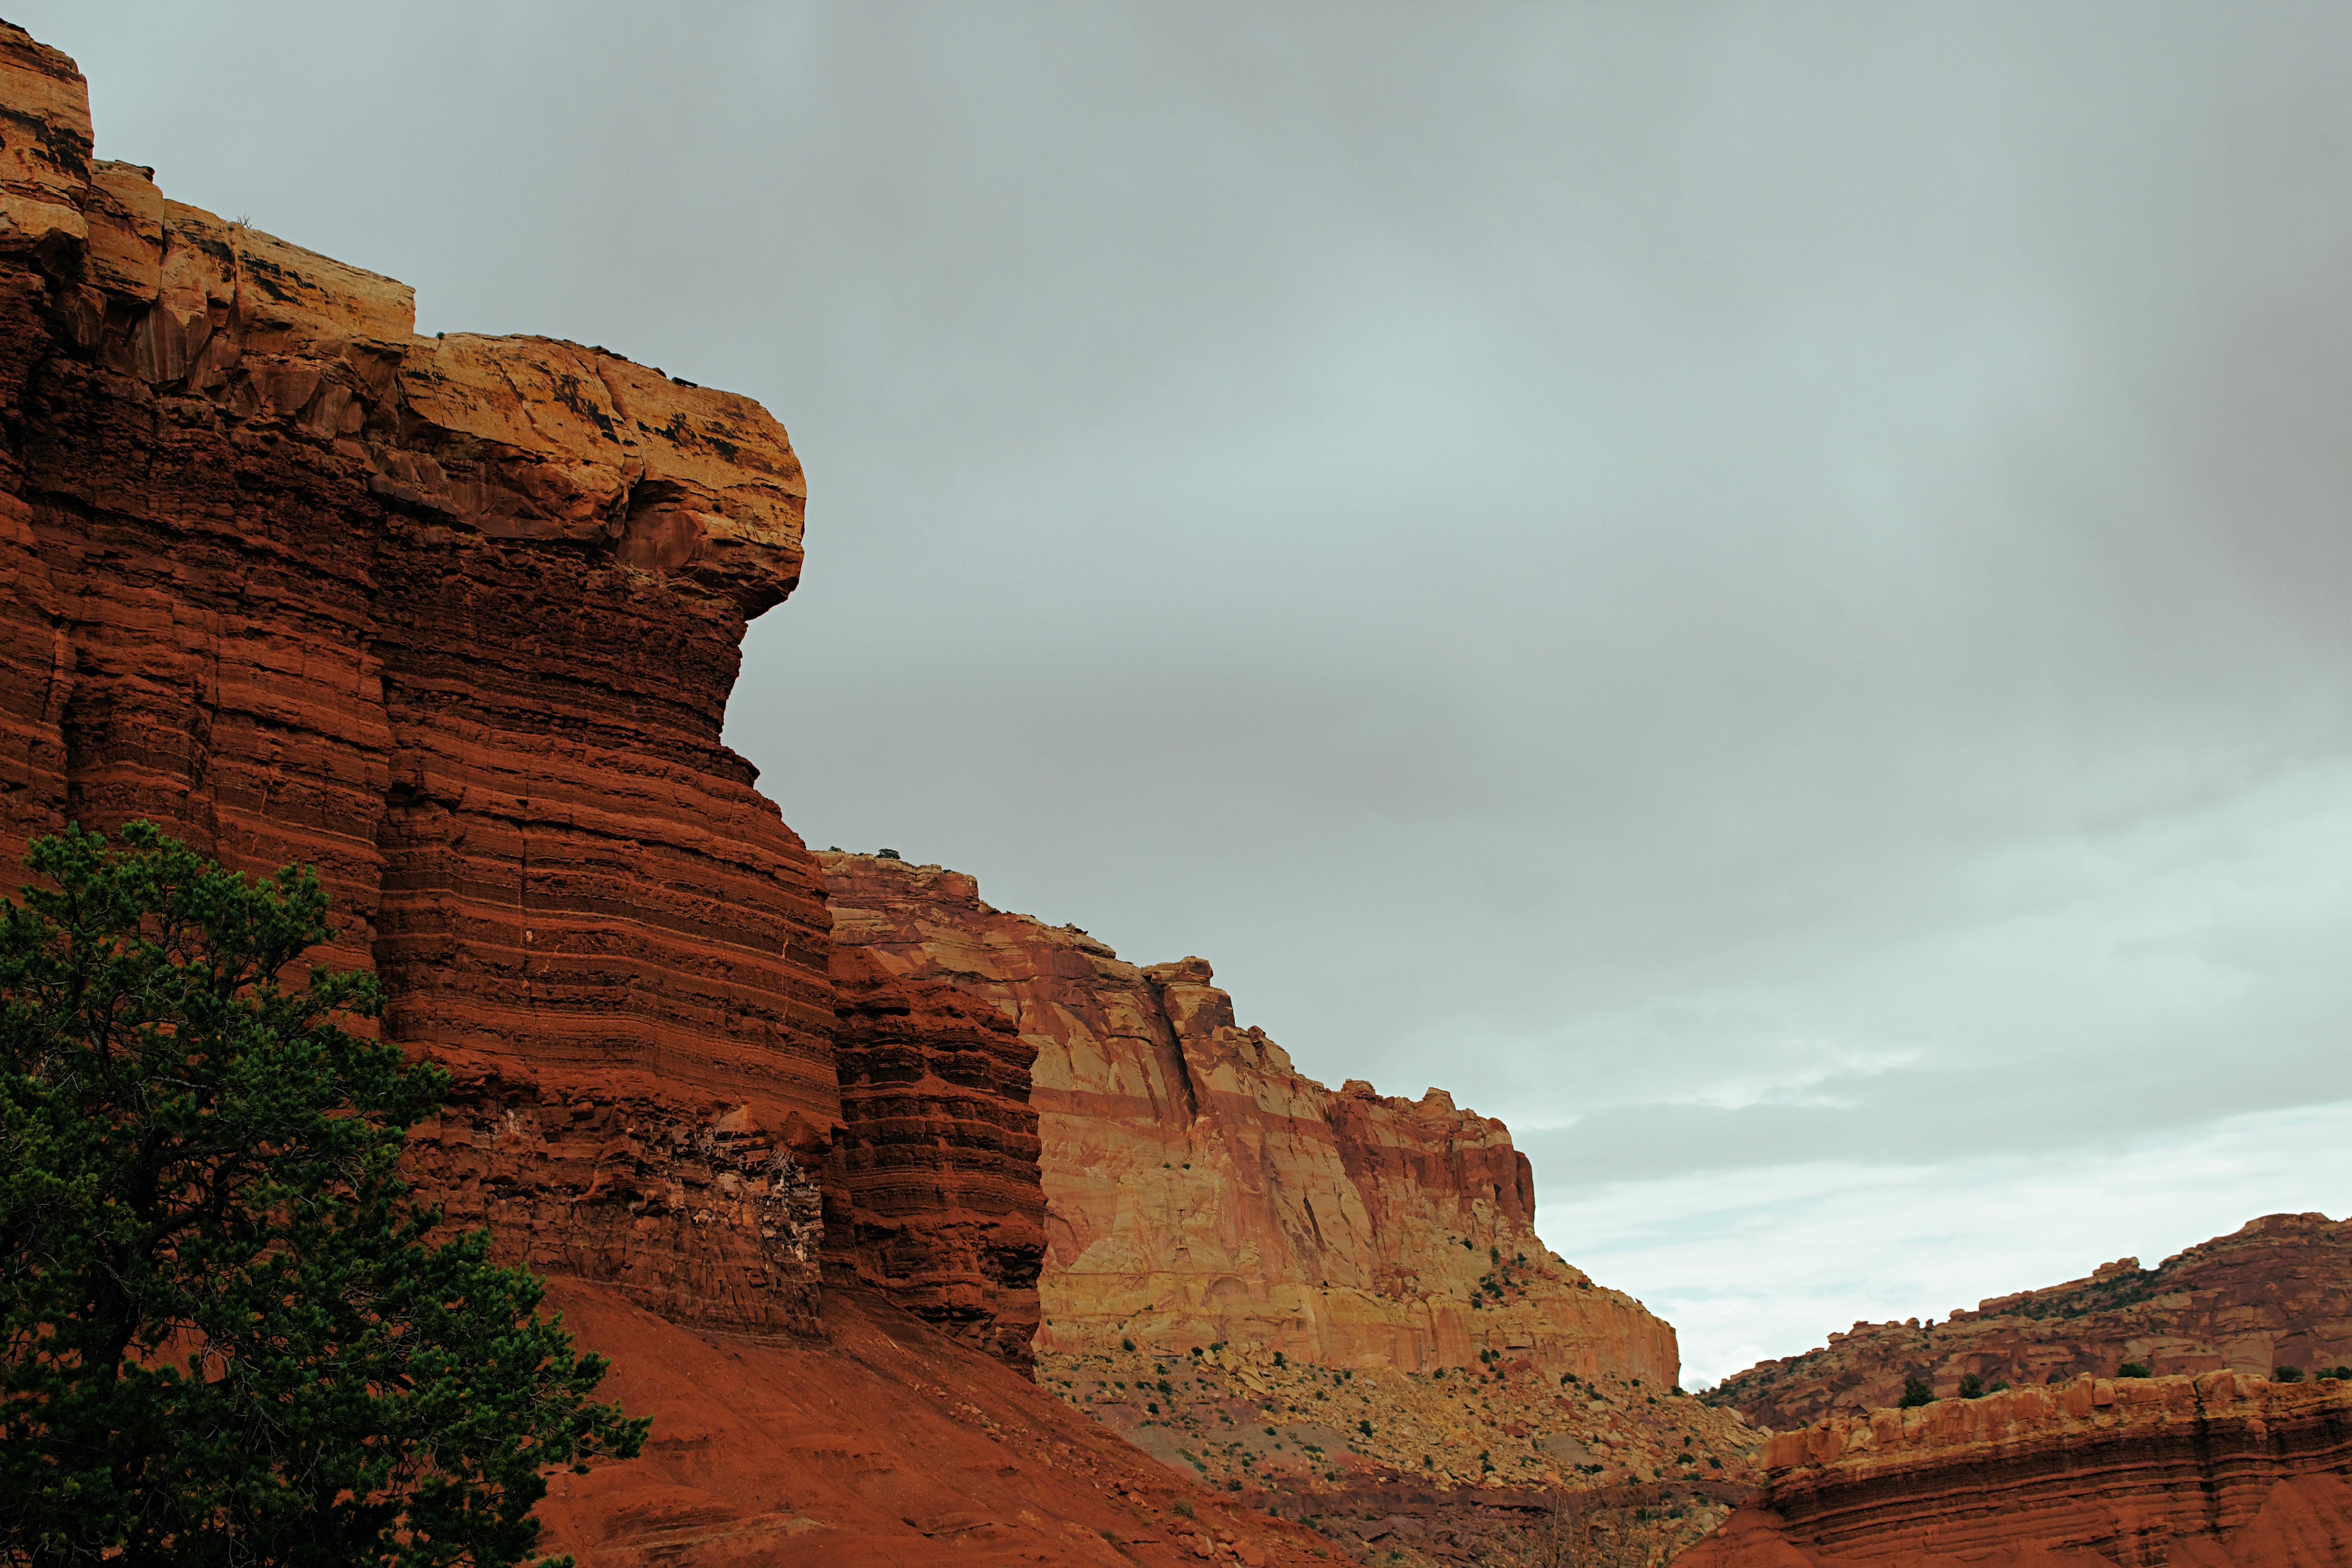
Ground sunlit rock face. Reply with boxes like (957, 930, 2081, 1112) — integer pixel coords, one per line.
(1681, 1371, 2352, 1567)
(1708, 1212, 2352, 1430)
(820, 850, 1680, 1385)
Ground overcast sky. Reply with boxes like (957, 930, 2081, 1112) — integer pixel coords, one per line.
(30, 1, 2352, 1383)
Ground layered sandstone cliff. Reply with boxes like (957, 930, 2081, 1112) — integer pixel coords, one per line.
(0, 22, 1657, 1561)
(0, 24, 855, 1337)
(1682, 1370, 2352, 1566)
(820, 851, 1679, 1385)
(1709, 1212, 2352, 1430)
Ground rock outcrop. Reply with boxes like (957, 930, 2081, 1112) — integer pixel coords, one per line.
(826, 948, 1047, 1363)
(1709, 1212, 2352, 1430)
(1681, 1370, 2352, 1566)
(820, 852, 1680, 1385)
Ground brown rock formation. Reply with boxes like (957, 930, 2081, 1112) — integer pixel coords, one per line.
(1709, 1212, 2352, 1430)
(1681, 1370, 2352, 1567)
(826, 948, 1047, 1363)
(820, 851, 1680, 1385)
(0, 20, 836, 1329)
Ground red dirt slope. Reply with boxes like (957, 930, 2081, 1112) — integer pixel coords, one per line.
(534, 1278, 1340, 1568)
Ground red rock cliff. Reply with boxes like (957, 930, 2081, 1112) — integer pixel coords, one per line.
(826, 948, 1047, 1363)
(0, 23, 836, 1332)
(1682, 1370, 2352, 1567)
(820, 851, 1680, 1385)
(1709, 1212, 2352, 1430)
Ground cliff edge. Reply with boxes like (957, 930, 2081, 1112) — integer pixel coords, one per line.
(820, 851, 1680, 1386)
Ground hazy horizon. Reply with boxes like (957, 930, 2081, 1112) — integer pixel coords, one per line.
(24, 0, 2351, 1384)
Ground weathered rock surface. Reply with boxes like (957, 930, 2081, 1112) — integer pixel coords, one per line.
(1709, 1212, 2352, 1430)
(1681, 1370, 2352, 1567)
(820, 852, 1680, 1385)
(826, 947, 1047, 1363)
(0, 20, 836, 1328)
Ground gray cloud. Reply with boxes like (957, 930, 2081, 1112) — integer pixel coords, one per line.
(27, 0, 2352, 1374)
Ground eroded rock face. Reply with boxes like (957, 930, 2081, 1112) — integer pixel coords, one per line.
(820, 852, 1679, 1385)
(1681, 1371, 2352, 1567)
(1708, 1212, 2352, 1430)
(0, 22, 837, 1328)
(826, 947, 1047, 1363)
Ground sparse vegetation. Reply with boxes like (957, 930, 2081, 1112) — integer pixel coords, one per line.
(1898, 1375, 1935, 1408)
(2118, 1362, 2151, 1379)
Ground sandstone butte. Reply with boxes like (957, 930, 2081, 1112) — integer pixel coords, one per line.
(1680, 1370, 2352, 1567)
(0, 22, 1696, 1565)
(0, 24, 1343, 1565)
(820, 849, 1681, 1388)
(1708, 1212, 2352, 1430)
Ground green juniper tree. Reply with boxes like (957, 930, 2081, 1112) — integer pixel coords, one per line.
(0, 822, 646, 1566)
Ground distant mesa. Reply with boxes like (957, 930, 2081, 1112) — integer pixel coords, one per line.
(1707, 1212, 2352, 1428)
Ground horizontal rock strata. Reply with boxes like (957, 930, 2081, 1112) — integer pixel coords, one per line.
(820, 851, 1679, 1385)
(1682, 1370, 2352, 1566)
(0, 23, 837, 1328)
(826, 947, 1047, 1363)
(1710, 1212, 2352, 1429)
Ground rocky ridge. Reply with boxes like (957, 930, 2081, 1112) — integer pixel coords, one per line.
(819, 850, 1681, 1388)
(1708, 1211, 2352, 1430)
(1682, 1369, 2352, 1566)
(0, 25, 1705, 1562)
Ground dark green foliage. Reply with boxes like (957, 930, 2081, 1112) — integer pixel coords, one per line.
(2275, 1365, 2303, 1383)
(0, 823, 646, 1567)
(2118, 1362, 2151, 1379)
(1957, 1372, 1985, 1399)
(2319, 1366, 2352, 1381)
(1988, 1380, 2010, 1393)
(1897, 1376, 1935, 1408)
